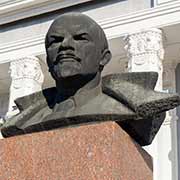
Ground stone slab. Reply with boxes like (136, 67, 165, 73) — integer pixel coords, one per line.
(0, 121, 153, 180)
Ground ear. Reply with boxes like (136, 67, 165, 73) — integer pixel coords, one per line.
(100, 49, 112, 67)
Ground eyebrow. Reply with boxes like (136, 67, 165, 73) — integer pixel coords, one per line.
(74, 32, 92, 39)
(48, 30, 92, 40)
(74, 32, 89, 36)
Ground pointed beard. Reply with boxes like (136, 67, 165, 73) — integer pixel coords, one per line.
(52, 61, 81, 79)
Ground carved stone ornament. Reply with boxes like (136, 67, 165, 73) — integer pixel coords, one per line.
(10, 56, 44, 89)
(125, 28, 164, 66)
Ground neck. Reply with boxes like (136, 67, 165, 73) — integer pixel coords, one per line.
(55, 72, 101, 100)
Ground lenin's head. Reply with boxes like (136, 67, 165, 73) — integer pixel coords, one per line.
(45, 12, 112, 83)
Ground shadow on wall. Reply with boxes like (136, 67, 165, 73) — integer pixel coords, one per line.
(151, 0, 155, 7)
(0, 94, 9, 124)
(175, 63, 180, 180)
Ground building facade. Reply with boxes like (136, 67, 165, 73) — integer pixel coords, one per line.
(0, 0, 180, 179)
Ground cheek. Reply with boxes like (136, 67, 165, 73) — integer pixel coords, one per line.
(48, 47, 58, 56)
(78, 44, 97, 58)
(83, 50, 100, 71)
(86, 46, 99, 61)
(47, 48, 58, 61)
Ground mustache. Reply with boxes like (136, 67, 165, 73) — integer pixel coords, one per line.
(54, 52, 81, 64)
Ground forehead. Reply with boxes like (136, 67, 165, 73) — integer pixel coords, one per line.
(48, 15, 98, 35)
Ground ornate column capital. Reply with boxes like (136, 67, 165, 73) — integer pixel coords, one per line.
(125, 28, 164, 58)
(124, 28, 164, 73)
(10, 56, 44, 85)
(124, 28, 164, 90)
(7, 56, 44, 117)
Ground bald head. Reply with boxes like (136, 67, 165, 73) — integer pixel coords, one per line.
(45, 12, 111, 81)
(45, 13, 109, 52)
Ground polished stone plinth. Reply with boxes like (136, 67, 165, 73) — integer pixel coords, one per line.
(0, 121, 152, 180)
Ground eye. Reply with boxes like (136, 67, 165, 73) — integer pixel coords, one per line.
(48, 35, 64, 47)
(73, 34, 89, 41)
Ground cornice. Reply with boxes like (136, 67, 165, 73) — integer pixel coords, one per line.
(0, 0, 92, 25)
(100, 0, 180, 35)
(0, 35, 44, 54)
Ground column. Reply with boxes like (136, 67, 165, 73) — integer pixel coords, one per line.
(162, 61, 179, 180)
(124, 28, 172, 180)
(7, 56, 44, 118)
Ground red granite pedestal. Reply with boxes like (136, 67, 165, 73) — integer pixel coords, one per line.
(0, 121, 153, 180)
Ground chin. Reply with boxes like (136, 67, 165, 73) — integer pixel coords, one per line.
(60, 71, 80, 78)
(53, 62, 81, 79)
(53, 68, 80, 80)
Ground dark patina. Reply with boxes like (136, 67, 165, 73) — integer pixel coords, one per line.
(1, 13, 180, 146)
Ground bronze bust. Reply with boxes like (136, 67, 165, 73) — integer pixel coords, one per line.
(1, 13, 180, 146)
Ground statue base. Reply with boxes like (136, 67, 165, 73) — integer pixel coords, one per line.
(0, 121, 153, 180)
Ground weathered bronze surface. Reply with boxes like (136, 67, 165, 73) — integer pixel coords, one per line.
(1, 13, 180, 146)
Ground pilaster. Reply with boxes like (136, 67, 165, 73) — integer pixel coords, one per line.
(162, 61, 180, 180)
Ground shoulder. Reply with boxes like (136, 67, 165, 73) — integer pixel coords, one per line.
(14, 87, 57, 111)
(1, 87, 57, 137)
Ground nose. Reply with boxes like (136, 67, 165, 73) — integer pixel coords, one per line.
(59, 37, 74, 51)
